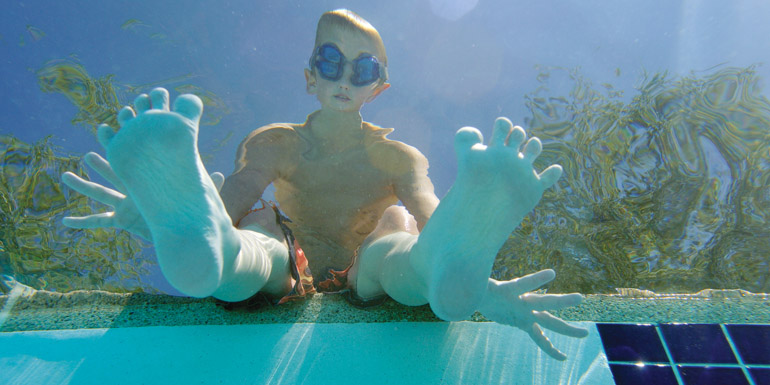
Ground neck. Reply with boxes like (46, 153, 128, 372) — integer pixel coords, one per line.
(310, 109, 363, 139)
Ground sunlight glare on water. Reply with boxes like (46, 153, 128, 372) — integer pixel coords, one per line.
(429, 0, 480, 21)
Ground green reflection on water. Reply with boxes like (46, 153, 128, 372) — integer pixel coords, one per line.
(35, 57, 230, 135)
(0, 58, 233, 293)
(12, 59, 770, 294)
(0, 135, 153, 293)
(37, 57, 123, 136)
(496, 66, 770, 294)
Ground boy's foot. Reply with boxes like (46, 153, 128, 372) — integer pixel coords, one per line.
(416, 118, 562, 320)
(100, 88, 239, 297)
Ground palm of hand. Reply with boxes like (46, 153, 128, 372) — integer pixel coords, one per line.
(61, 152, 152, 240)
(111, 194, 149, 235)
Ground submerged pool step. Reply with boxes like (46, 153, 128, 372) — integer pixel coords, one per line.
(0, 321, 612, 385)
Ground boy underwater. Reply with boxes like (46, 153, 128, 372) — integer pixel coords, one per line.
(62, 9, 588, 360)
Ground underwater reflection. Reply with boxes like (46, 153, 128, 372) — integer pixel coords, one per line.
(496, 66, 770, 294)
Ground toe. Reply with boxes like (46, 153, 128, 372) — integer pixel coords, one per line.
(538, 165, 563, 188)
(454, 126, 484, 156)
(117, 106, 135, 127)
(490, 117, 512, 146)
(134, 94, 151, 113)
(173, 94, 204, 124)
(507, 126, 526, 149)
(97, 124, 117, 148)
(522, 137, 543, 162)
(150, 87, 170, 111)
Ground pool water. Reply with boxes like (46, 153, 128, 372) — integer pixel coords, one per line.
(2, 1, 770, 384)
(2, 286, 769, 384)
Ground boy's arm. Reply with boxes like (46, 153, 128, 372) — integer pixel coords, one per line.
(220, 125, 298, 225)
(391, 146, 439, 229)
(220, 167, 273, 225)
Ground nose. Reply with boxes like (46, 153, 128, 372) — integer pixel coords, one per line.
(337, 62, 355, 88)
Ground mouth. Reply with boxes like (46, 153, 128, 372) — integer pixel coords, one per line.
(334, 94, 351, 102)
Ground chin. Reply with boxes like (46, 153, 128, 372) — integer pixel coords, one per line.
(325, 103, 362, 113)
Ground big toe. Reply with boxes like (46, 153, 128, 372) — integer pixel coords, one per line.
(174, 94, 204, 124)
(454, 126, 484, 155)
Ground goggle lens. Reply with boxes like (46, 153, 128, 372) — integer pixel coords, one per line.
(352, 56, 378, 85)
(312, 44, 383, 86)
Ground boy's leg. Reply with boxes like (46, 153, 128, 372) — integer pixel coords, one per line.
(101, 88, 290, 300)
(351, 120, 587, 360)
(354, 119, 557, 316)
(213, 226, 292, 302)
(349, 206, 425, 306)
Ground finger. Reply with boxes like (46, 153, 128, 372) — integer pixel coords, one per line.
(117, 106, 136, 127)
(63, 212, 116, 229)
(174, 94, 204, 124)
(97, 124, 117, 148)
(150, 87, 170, 111)
(534, 312, 590, 338)
(521, 137, 542, 163)
(134, 93, 151, 114)
(489, 117, 512, 147)
(62, 172, 125, 207)
(521, 292, 584, 311)
(84, 152, 125, 191)
(209, 172, 225, 192)
(538, 165, 563, 189)
(512, 269, 556, 294)
(530, 323, 567, 361)
(507, 125, 526, 149)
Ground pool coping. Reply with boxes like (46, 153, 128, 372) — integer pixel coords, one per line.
(1, 286, 768, 332)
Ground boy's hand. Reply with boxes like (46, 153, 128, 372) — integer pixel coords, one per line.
(62, 152, 152, 240)
(62, 152, 225, 241)
(479, 271, 588, 361)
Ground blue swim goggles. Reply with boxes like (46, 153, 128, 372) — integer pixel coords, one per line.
(309, 43, 387, 86)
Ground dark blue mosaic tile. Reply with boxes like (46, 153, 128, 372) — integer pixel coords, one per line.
(659, 324, 737, 364)
(725, 324, 770, 365)
(609, 364, 678, 385)
(748, 368, 770, 385)
(679, 366, 750, 385)
(597, 323, 668, 362)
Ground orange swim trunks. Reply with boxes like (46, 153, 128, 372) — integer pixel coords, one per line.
(216, 200, 387, 311)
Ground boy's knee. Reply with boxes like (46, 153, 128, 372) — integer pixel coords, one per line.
(363, 205, 418, 247)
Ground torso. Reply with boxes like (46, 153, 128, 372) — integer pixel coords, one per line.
(248, 116, 410, 279)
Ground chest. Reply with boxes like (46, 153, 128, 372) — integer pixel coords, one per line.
(285, 147, 392, 196)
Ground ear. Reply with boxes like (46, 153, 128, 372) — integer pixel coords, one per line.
(366, 82, 390, 103)
(304, 68, 317, 94)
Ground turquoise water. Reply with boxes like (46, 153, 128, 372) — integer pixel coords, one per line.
(2, 1, 769, 296)
(0, 4, 769, 384)
(2, 8, 770, 384)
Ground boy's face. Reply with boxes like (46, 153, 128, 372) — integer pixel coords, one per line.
(305, 26, 389, 113)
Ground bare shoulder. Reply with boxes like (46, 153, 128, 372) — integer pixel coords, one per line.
(363, 122, 429, 176)
(235, 123, 303, 170)
(240, 123, 302, 151)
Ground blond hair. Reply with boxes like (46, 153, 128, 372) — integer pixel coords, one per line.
(313, 9, 388, 67)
